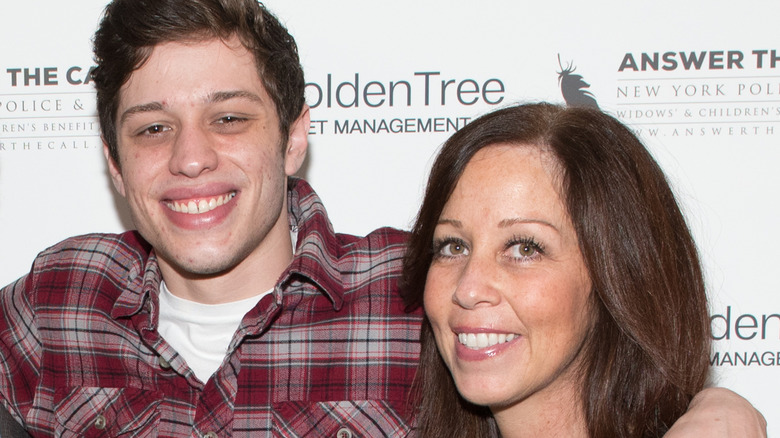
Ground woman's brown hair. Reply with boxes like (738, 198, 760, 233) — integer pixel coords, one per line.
(402, 102, 710, 437)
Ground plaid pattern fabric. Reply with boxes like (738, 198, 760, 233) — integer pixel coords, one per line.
(0, 178, 421, 437)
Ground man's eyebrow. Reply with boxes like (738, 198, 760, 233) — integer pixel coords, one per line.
(208, 90, 265, 104)
(118, 90, 265, 125)
(119, 101, 164, 125)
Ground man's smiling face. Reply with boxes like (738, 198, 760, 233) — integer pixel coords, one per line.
(107, 36, 307, 284)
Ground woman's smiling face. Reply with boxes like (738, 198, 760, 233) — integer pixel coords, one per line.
(423, 143, 594, 414)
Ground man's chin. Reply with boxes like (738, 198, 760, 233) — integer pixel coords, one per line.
(157, 250, 245, 280)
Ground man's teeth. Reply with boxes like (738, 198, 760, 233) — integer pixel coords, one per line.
(168, 192, 236, 214)
(458, 333, 517, 350)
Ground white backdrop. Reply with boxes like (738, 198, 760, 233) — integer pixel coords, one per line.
(1, 1, 778, 432)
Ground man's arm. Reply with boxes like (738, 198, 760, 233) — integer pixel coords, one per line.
(0, 275, 42, 436)
(666, 387, 767, 437)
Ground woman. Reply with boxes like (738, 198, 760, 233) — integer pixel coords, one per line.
(401, 102, 711, 437)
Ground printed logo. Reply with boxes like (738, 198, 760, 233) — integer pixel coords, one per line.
(1, 65, 101, 154)
(710, 306, 780, 367)
(303, 71, 507, 136)
(557, 55, 599, 109)
(613, 49, 779, 138)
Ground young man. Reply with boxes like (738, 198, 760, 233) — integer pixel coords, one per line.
(0, 0, 766, 436)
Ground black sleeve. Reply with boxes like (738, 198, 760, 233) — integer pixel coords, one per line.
(0, 404, 30, 438)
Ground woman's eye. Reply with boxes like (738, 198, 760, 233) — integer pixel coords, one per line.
(515, 243, 537, 257)
(433, 239, 470, 258)
(508, 239, 543, 261)
(443, 242, 467, 256)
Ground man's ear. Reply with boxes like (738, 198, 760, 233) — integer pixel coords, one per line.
(103, 140, 127, 197)
(284, 105, 310, 176)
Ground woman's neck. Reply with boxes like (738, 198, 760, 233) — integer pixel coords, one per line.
(491, 377, 588, 438)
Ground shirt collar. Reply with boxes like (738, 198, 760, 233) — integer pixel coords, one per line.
(110, 231, 157, 319)
(279, 177, 347, 310)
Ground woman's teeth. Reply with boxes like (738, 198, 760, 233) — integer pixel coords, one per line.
(458, 332, 517, 349)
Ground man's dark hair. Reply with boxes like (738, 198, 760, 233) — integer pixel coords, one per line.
(92, 0, 305, 165)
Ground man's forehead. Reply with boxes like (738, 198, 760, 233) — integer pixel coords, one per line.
(116, 36, 268, 114)
(126, 36, 256, 80)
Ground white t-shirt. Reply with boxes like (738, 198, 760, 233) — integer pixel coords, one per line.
(158, 282, 272, 382)
(158, 230, 297, 382)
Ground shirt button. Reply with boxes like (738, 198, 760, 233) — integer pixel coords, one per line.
(158, 356, 171, 369)
(93, 414, 107, 430)
(203, 432, 218, 438)
(336, 428, 353, 438)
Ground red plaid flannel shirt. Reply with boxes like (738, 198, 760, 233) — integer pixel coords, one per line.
(0, 178, 421, 437)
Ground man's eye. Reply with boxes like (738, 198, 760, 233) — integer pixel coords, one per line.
(142, 124, 168, 135)
(217, 115, 245, 124)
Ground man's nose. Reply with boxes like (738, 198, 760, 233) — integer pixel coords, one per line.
(168, 125, 218, 177)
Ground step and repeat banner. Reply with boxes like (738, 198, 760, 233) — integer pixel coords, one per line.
(1, 0, 778, 431)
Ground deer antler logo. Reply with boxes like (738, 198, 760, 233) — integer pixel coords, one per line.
(557, 54, 599, 108)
